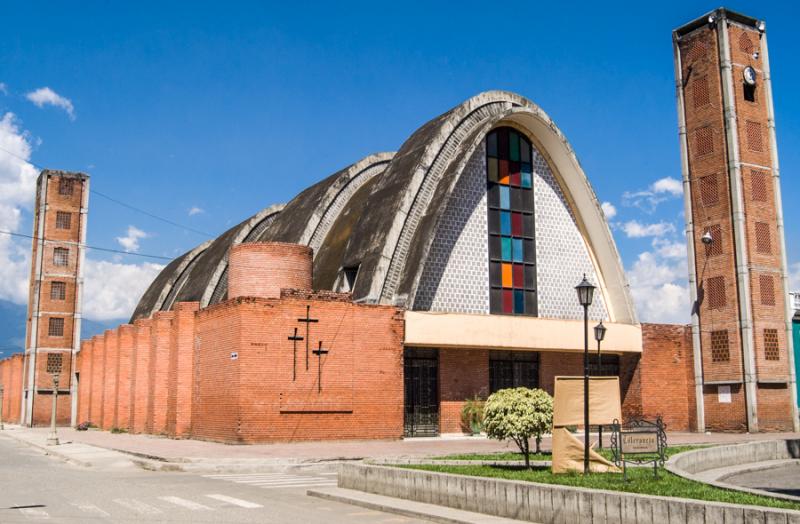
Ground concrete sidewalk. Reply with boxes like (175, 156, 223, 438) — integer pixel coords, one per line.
(2, 424, 798, 473)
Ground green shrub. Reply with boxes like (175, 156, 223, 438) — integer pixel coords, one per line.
(483, 387, 553, 467)
(460, 396, 485, 434)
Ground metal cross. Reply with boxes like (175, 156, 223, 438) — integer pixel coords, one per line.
(287, 328, 304, 381)
(312, 341, 329, 393)
(296, 305, 319, 370)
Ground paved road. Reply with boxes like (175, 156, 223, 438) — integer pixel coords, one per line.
(0, 435, 428, 523)
(725, 462, 800, 498)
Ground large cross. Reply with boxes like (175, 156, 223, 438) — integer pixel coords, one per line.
(287, 328, 304, 381)
(312, 341, 329, 393)
(297, 305, 318, 370)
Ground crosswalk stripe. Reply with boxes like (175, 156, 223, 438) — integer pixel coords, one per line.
(18, 507, 50, 519)
(205, 494, 263, 509)
(112, 498, 163, 515)
(158, 496, 213, 511)
(230, 477, 332, 484)
(69, 503, 110, 517)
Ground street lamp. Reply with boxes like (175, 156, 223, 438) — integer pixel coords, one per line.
(575, 274, 596, 475)
(46, 374, 59, 446)
(594, 320, 607, 447)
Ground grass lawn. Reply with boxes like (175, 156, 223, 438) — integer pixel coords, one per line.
(399, 462, 800, 511)
(431, 445, 702, 463)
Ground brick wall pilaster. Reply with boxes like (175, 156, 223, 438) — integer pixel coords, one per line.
(116, 325, 134, 431)
(131, 319, 152, 433)
(148, 312, 173, 435)
(89, 334, 104, 425)
(101, 329, 119, 430)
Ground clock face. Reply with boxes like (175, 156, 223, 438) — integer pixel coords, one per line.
(743, 66, 757, 86)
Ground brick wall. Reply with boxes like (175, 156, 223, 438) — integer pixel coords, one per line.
(131, 319, 152, 433)
(167, 302, 199, 437)
(77, 340, 91, 424)
(228, 243, 312, 300)
(147, 312, 174, 435)
(89, 334, 104, 425)
(101, 329, 118, 430)
(0, 355, 23, 423)
(116, 325, 135, 430)
(439, 349, 490, 434)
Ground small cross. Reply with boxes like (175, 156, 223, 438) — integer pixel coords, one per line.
(297, 305, 319, 370)
(312, 341, 329, 393)
(287, 328, 304, 381)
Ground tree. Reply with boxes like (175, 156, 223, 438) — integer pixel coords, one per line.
(483, 387, 554, 468)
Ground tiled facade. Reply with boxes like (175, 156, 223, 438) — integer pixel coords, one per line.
(414, 132, 607, 321)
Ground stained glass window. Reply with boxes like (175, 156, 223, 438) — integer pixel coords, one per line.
(487, 127, 537, 315)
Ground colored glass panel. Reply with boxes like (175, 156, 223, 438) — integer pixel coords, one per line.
(514, 290, 525, 313)
(498, 129, 509, 159)
(512, 238, 524, 262)
(499, 160, 510, 185)
(488, 158, 498, 182)
(509, 132, 520, 161)
(513, 264, 524, 287)
(511, 213, 523, 236)
(521, 172, 532, 189)
(501, 263, 513, 287)
(501, 237, 512, 260)
(500, 211, 511, 235)
(487, 133, 498, 157)
(499, 186, 510, 209)
(510, 172, 521, 187)
(503, 290, 513, 313)
(521, 142, 531, 162)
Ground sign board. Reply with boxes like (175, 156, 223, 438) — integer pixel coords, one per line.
(718, 385, 731, 403)
(621, 432, 659, 453)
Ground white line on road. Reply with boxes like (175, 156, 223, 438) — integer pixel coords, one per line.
(158, 496, 213, 511)
(69, 503, 110, 517)
(112, 498, 163, 515)
(205, 494, 263, 509)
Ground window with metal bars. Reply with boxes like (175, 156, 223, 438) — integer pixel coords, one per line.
(50, 281, 66, 300)
(58, 178, 74, 196)
(707, 276, 726, 310)
(699, 174, 719, 207)
(746, 120, 763, 152)
(694, 127, 714, 156)
(53, 247, 69, 266)
(55, 211, 71, 230)
(759, 275, 775, 306)
(751, 170, 769, 201)
(489, 351, 539, 393)
(588, 355, 620, 376)
(692, 76, 710, 108)
(755, 222, 771, 254)
(46, 353, 63, 374)
(703, 224, 722, 257)
(486, 127, 537, 316)
(48, 317, 64, 337)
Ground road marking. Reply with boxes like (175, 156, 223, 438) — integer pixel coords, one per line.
(112, 498, 163, 515)
(18, 507, 50, 519)
(69, 503, 110, 517)
(158, 496, 213, 511)
(205, 494, 263, 509)
(203, 472, 337, 489)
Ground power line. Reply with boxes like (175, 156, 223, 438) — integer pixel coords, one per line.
(0, 146, 213, 238)
(0, 229, 173, 261)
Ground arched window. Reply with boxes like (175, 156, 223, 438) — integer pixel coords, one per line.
(486, 127, 537, 315)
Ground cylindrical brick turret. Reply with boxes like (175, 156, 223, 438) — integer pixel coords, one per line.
(228, 242, 312, 299)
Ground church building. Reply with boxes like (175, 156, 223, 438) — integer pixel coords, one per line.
(0, 8, 796, 441)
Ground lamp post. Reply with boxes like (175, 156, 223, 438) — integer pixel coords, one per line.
(575, 275, 596, 475)
(46, 374, 59, 446)
(594, 320, 606, 448)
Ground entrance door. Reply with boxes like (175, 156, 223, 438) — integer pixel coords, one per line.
(404, 349, 439, 437)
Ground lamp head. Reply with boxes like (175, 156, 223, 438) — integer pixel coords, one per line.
(701, 230, 713, 245)
(594, 320, 607, 343)
(575, 274, 596, 307)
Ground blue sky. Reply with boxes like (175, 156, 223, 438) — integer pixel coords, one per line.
(0, 1, 798, 325)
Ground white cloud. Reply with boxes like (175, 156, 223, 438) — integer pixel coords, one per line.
(652, 238, 687, 259)
(788, 262, 800, 292)
(0, 112, 38, 304)
(622, 220, 676, 238)
(601, 201, 617, 219)
(627, 250, 690, 324)
(25, 87, 75, 120)
(115, 225, 148, 253)
(188, 206, 204, 216)
(652, 177, 683, 196)
(622, 176, 683, 213)
(82, 258, 164, 321)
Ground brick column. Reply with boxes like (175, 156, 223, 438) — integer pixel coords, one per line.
(89, 334, 104, 425)
(101, 329, 119, 430)
(77, 340, 92, 424)
(147, 311, 173, 435)
(168, 302, 199, 438)
(131, 318, 152, 433)
(10, 354, 23, 423)
(116, 325, 134, 431)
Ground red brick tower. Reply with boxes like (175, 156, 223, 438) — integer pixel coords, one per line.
(675, 9, 798, 432)
(21, 170, 89, 426)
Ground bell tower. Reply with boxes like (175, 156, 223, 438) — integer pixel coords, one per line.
(674, 8, 798, 432)
(21, 170, 89, 426)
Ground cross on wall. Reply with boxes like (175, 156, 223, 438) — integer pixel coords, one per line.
(312, 341, 329, 393)
(296, 305, 319, 370)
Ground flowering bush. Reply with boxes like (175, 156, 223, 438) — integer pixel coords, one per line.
(483, 387, 554, 467)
